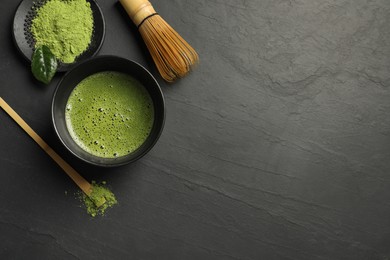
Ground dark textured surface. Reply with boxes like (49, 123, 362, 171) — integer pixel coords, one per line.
(1, 0, 390, 259)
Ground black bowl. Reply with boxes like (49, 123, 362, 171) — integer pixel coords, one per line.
(52, 56, 165, 167)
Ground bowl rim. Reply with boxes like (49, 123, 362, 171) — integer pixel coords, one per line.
(51, 55, 165, 167)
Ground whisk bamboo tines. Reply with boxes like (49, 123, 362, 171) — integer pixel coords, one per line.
(119, 0, 199, 82)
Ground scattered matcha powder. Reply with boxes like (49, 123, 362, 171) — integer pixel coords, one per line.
(80, 181, 118, 217)
(31, 0, 94, 63)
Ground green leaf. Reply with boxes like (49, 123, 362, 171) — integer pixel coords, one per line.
(31, 45, 58, 85)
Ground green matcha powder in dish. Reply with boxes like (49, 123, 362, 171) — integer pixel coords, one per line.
(31, 0, 94, 64)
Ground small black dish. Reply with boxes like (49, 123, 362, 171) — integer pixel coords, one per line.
(12, 0, 105, 72)
(52, 56, 165, 167)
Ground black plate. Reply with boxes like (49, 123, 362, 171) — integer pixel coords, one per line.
(12, 0, 105, 72)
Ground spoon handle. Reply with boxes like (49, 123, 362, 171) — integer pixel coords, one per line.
(0, 97, 93, 196)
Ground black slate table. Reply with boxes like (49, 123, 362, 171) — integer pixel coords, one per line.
(1, 0, 390, 259)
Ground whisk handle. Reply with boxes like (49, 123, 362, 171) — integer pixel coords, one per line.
(119, 0, 157, 27)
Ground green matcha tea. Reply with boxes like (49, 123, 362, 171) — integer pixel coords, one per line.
(65, 71, 154, 158)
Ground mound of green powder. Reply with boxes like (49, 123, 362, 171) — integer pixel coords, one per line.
(31, 0, 94, 63)
(80, 181, 118, 217)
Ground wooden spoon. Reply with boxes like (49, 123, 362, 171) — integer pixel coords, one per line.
(0, 97, 105, 207)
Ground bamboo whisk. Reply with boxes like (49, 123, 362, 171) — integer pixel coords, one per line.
(119, 0, 198, 82)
